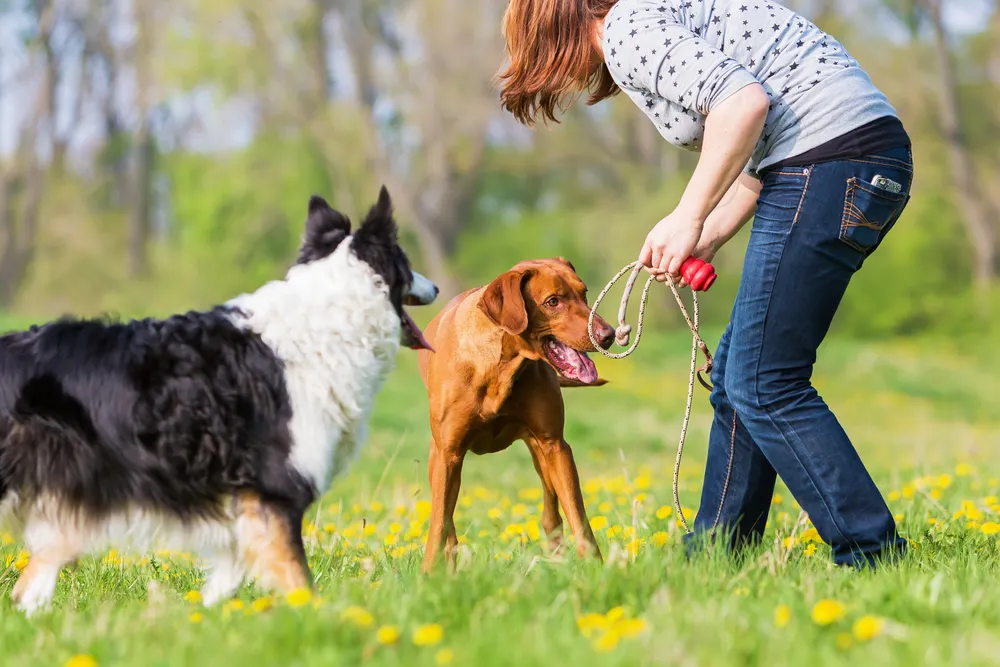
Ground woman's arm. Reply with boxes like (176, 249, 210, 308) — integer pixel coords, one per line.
(656, 172, 761, 284)
(640, 83, 770, 277)
(696, 171, 762, 260)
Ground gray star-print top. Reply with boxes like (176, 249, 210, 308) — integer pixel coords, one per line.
(603, 0, 900, 175)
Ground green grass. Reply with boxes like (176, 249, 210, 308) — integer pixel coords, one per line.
(1, 330, 998, 667)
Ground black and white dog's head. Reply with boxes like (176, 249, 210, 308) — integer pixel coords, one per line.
(296, 186, 438, 350)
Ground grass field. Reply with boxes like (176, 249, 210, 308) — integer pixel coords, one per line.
(1, 325, 998, 667)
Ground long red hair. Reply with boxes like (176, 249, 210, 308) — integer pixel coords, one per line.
(498, 0, 620, 126)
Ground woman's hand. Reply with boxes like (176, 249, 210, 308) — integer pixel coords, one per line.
(638, 211, 704, 281)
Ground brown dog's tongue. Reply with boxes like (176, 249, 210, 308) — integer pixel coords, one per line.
(402, 310, 434, 351)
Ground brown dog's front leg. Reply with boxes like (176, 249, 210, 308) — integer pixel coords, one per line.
(422, 443, 465, 573)
(532, 438, 602, 561)
(526, 439, 564, 552)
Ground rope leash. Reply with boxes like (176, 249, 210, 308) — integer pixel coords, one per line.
(587, 261, 732, 536)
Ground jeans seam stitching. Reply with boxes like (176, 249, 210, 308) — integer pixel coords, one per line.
(791, 169, 811, 225)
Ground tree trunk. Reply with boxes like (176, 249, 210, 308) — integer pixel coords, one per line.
(926, 0, 998, 287)
(128, 0, 155, 277)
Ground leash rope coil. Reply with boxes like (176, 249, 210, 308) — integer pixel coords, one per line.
(588, 261, 731, 537)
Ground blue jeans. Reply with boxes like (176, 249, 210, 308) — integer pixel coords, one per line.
(687, 145, 913, 568)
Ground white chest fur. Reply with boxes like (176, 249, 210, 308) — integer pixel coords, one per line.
(227, 241, 400, 493)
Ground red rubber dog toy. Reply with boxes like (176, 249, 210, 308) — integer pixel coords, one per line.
(680, 257, 717, 292)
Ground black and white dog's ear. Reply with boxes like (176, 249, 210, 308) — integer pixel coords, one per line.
(354, 186, 398, 247)
(296, 195, 352, 265)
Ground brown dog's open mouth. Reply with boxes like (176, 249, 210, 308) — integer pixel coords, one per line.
(543, 337, 598, 384)
(401, 310, 434, 351)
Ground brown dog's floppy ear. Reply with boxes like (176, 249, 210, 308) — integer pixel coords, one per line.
(478, 270, 530, 335)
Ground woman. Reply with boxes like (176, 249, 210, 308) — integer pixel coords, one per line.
(499, 0, 911, 568)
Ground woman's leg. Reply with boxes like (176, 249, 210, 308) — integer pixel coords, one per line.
(689, 321, 778, 551)
(721, 149, 912, 567)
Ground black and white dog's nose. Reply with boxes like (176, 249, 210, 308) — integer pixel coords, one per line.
(405, 271, 439, 306)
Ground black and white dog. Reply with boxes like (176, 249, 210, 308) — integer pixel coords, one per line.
(0, 187, 437, 614)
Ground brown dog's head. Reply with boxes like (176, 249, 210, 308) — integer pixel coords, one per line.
(476, 258, 615, 385)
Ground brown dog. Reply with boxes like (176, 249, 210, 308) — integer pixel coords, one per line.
(417, 258, 616, 571)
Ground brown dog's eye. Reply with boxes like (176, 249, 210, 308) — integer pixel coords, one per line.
(545, 297, 560, 308)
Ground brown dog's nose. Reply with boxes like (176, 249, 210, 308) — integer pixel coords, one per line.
(594, 320, 615, 350)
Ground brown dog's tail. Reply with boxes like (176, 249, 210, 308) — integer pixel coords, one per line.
(558, 377, 609, 388)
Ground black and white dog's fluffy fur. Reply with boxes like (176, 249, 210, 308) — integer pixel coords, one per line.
(0, 186, 437, 614)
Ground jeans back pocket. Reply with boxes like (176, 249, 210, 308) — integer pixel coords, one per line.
(840, 177, 908, 254)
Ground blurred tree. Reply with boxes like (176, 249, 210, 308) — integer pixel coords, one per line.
(0, 0, 56, 308)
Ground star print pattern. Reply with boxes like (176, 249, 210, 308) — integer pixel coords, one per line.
(603, 0, 872, 173)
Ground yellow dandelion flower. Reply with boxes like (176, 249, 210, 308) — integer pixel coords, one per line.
(478, 530, 489, 538)
(394, 504, 407, 517)
(64, 655, 98, 667)
(511, 503, 528, 517)
(590, 516, 608, 531)
(774, 604, 791, 628)
(222, 600, 244, 616)
(804, 544, 818, 557)
(576, 612, 608, 638)
(0, 531, 13, 546)
(772, 493, 784, 504)
(415, 501, 433, 522)
(487, 508, 503, 520)
(782, 536, 797, 549)
(363, 524, 378, 537)
(929, 489, 942, 500)
(901, 485, 915, 499)
(526, 521, 541, 541)
(460, 496, 473, 508)
(592, 630, 621, 652)
(435, 648, 454, 665)
(412, 623, 444, 646)
(340, 605, 374, 627)
(499, 497, 512, 509)
(801, 528, 821, 542)
(733, 587, 749, 597)
(384, 534, 398, 546)
(376, 625, 401, 645)
(518, 488, 542, 501)
(189, 612, 204, 624)
(285, 588, 313, 608)
(616, 495, 629, 506)
(250, 597, 273, 613)
(811, 599, 846, 626)
(634, 474, 652, 490)
(14, 551, 29, 571)
(598, 501, 612, 514)
(981, 522, 1000, 536)
(605, 606, 626, 622)
(616, 617, 648, 638)
(955, 463, 974, 477)
(606, 525, 623, 538)
(370, 501, 384, 513)
(183, 590, 202, 604)
(652, 531, 670, 547)
(887, 490, 901, 502)
(935, 474, 953, 489)
(983, 496, 998, 506)
(655, 506, 673, 520)
(894, 514, 903, 523)
(836, 633, 853, 650)
(852, 615, 885, 641)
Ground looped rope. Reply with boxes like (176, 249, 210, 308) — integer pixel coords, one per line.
(587, 262, 726, 535)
